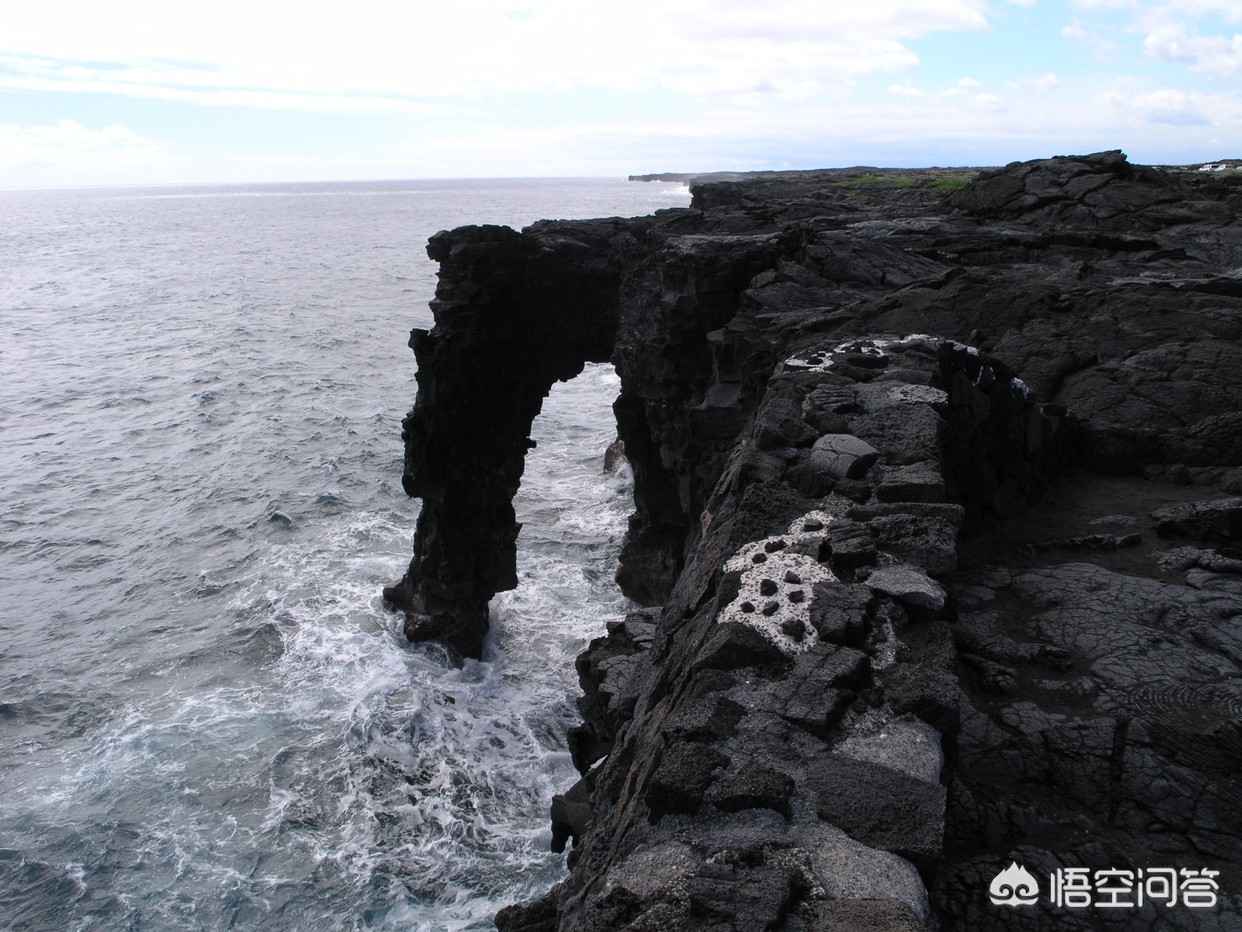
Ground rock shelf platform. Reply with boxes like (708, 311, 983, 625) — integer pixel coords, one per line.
(384, 153, 1242, 930)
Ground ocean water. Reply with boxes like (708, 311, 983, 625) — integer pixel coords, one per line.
(0, 178, 689, 930)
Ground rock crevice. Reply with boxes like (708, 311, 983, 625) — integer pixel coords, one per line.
(385, 153, 1242, 928)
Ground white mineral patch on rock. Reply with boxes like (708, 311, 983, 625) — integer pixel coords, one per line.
(841, 339, 887, 357)
(788, 510, 835, 536)
(781, 347, 837, 373)
(718, 511, 838, 653)
(782, 334, 943, 374)
(875, 333, 938, 352)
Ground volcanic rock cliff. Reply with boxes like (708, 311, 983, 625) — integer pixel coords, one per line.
(384, 153, 1242, 930)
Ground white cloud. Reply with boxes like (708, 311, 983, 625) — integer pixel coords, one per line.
(665, 0, 988, 42)
(1067, 1, 1242, 78)
(1062, 18, 1088, 40)
(1061, 17, 1122, 61)
(1148, 1, 1242, 24)
(950, 77, 985, 93)
(5, 0, 1239, 185)
(1144, 26, 1242, 78)
(1, 0, 992, 111)
(885, 76, 1004, 110)
(1008, 73, 1060, 92)
(0, 62, 442, 113)
(1104, 88, 1213, 125)
(1069, 0, 1141, 11)
(206, 72, 1239, 178)
(0, 119, 163, 171)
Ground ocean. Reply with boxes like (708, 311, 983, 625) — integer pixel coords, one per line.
(0, 178, 690, 930)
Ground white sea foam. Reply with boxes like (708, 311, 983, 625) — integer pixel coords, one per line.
(0, 182, 665, 929)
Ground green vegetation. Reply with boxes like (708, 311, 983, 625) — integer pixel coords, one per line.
(832, 174, 915, 189)
(825, 170, 977, 197)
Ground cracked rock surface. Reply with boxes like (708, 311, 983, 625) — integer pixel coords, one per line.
(940, 475, 1242, 930)
(385, 153, 1242, 928)
(516, 335, 973, 931)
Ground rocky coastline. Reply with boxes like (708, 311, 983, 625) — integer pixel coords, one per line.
(385, 152, 1242, 929)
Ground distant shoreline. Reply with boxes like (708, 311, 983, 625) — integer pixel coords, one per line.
(629, 160, 1239, 187)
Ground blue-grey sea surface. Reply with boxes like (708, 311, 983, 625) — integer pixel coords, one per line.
(0, 178, 690, 930)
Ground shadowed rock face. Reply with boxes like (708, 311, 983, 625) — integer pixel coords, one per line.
(381, 222, 623, 657)
(385, 152, 1242, 928)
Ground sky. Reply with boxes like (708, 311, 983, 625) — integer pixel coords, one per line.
(1, 0, 1240, 187)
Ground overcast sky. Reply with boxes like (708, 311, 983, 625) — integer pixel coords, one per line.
(2, 0, 1239, 187)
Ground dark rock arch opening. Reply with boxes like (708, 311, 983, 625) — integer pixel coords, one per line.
(382, 223, 625, 659)
(383, 216, 786, 659)
(383, 156, 1242, 929)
